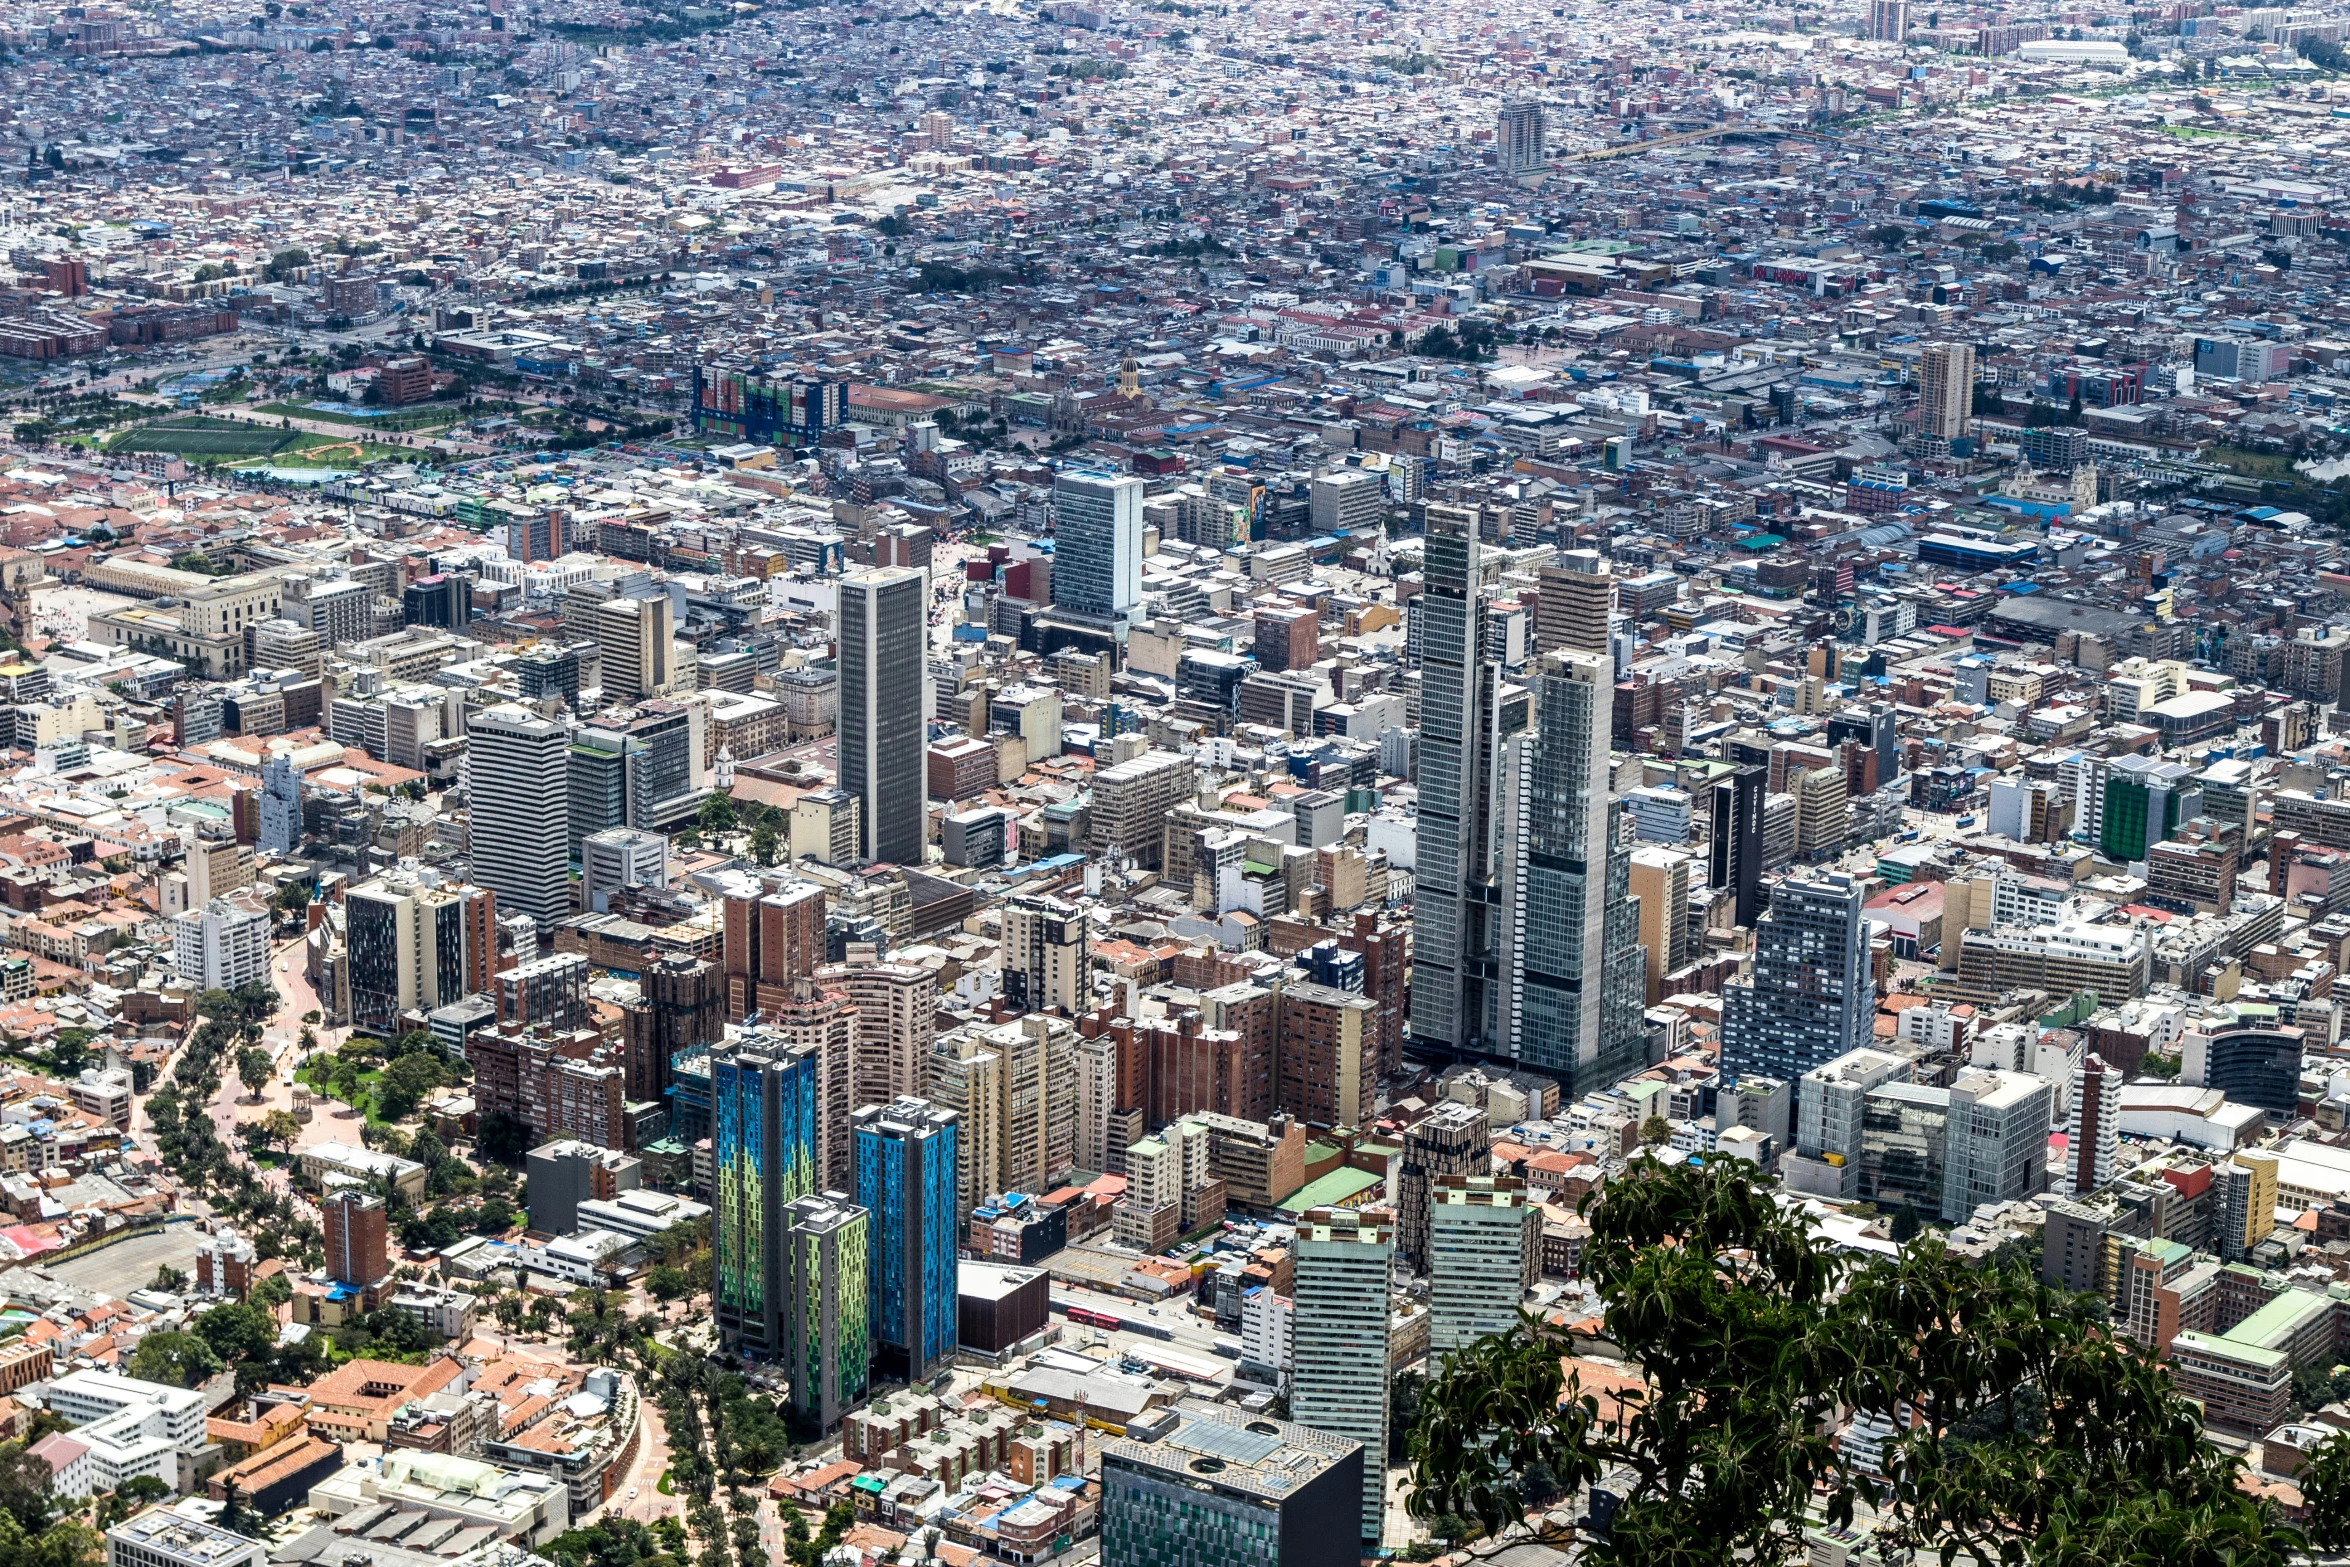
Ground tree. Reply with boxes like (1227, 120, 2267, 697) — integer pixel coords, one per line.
(260, 1109, 301, 1152)
(1406, 1158, 2309, 1565)
(645, 1264, 692, 1310)
(126, 1330, 223, 1389)
(216, 1478, 254, 1538)
(697, 792, 737, 834)
(748, 819, 781, 867)
(1638, 1115, 1671, 1147)
(236, 1046, 273, 1101)
(376, 1052, 445, 1120)
(477, 1111, 533, 1165)
(193, 1301, 279, 1369)
(2310, 1430, 2350, 1550)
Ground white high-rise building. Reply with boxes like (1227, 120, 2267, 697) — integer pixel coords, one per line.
(1918, 341, 1975, 442)
(1291, 1206, 1394, 1547)
(1049, 472, 1145, 624)
(465, 704, 570, 926)
(170, 892, 271, 992)
(580, 827, 668, 914)
(1427, 1174, 1532, 1355)
(1498, 100, 1547, 174)
(1239, 1284, 1293, 1379)
(257, 752, 303, 856)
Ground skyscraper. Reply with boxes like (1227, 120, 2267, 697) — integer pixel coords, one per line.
(1709, 765, 1765, 929)
(779, 1191, 870, 1432)
(838, 567, 928, 867)
(713, 1039, 820, 1358)
(1719, 871, 1876, 1094)
(467, 704, 570, 926)
(1291, 1207, 1394, 1547)
(1518, 649, 1648, 1098)
(1394, 1102, 1487, 1276)
(1411, 503, 1528, 1057)
(257, 753, 302, 856)
(1497, 100, 1547, 175)
(1428, 1174, 1534, 1355)
(853, 1096, 959, 1383)
(590, 594, 674, 704)
(322, 1189, 389, 1291)
(1050, 472, 1145, 624)
(2066, 1052, 2121, 1196)
(1534, 549, 1611, 655)
(1918, 341, 1975, 442)
(1868, 0, 1908, 39)
(1002, 894, 1089, 1015)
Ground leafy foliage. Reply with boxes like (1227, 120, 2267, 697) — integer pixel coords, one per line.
(1406, 1158, 2337, 1567)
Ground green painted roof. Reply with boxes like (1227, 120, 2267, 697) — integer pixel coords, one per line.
(1276, 1167, 1384, 1215)
(2171, 1330, 2287, 1370)
(2224, 1287, 2331, 1351)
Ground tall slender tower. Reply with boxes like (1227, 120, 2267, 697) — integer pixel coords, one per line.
(1291, 1207, 1395, 1547)
(1411, 503, 1529, 1057)
(1918, 341, 1975, 442)
(1719, 871, 1875, 1095)
(780, 1191, 869, 1432)
(1050, 471, 1145, 624)
(466, 704, 570, 926)
(1519, 650, 1648, 1097)
(838, 567, 928, 867)
(853, 1096, 959, 1383)
(712, 1038, 821, 1357)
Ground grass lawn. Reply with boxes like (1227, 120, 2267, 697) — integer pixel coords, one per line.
(256, 401, 460, 433)
(2203, 445, 2300, 482)
(298, 1061, 387, 1123)
(656, 1472, 675, 1496)
(244, 433, 416, 468)
(108, 416, 293, 464)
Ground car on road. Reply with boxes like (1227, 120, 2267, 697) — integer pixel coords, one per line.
(626, 1487, 638, 1501)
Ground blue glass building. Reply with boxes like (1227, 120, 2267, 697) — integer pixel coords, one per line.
(852, 1096, 959, 1383)
(713, 1033, 821, 1358)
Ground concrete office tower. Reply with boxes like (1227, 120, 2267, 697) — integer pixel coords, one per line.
(1428, 1174, 1535, 1355)
(1051, 471, 1145, 623)
(1002, 894, 1089, 1015)
(322, 1189, 388, 1290)
(1868, 0, 1908, 38)
(1943, 1069, 2053, 1221)
(853, 1096, 960, 1382)
(721, 881, 825, 1021)
(1291, 1207, 1395, 1546)
(1100, 1405, 1364, 1567)
(467, 704, 570, 926)
(1719, 871, 1875, 1094)
(2066, 1052, 2122, 1197)
(848, 960, 936, 1110)
(1394, 1101, 1488, 1276)
(925, 1032, 1006, 1219)
(780, 1192, 870, 1432)
(1519, 650, 1649, 1098)
(713, 1040, 820, 1357)
(171, 894, 271, 993)
(581, 827, 668, 915)
(764, 985, 858, 1188)
(1629, 847, 1691, 1004)
(1710, 765, 1766, 929)
(590, 594, 673, 703)
(1412, 503, 1525, 1057)
(257, 752, 302, 856)
(1918, 341, 1975, 442)
(1497, 99, 1547, 174)
(838, 567, 928, 867)
(1535, 550, 1612, 655)
(2214, 1150, 2278, 1263)
(343, 875, 498, 1038)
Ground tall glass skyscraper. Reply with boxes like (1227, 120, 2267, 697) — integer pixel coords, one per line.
(466, 704, 570, 926)
(1410, 503, 1526, 1057)
(713, 1035, 820, 1358)
(1290, 1206, 1394, 1546)
(839, 567, 928, 867)
(853, 1096, 959, 1383)
(1719, 871, 1876, 1096)
(1518, 649, 1648, 1097)
(1050, 472, 1145, 624)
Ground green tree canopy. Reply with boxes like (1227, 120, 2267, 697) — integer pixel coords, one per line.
(1406, 1157, 2343, 1567)
(125, 1330, 223, 1390)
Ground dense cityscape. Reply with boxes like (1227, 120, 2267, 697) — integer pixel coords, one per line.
(0, 0, 2345, 1557)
